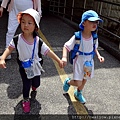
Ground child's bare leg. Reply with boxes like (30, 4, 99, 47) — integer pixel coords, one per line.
(74, 79, 87, 104)
(77, 79, 87, 91)
(68, 79, 82, 87)
(63, 78, 82, 92)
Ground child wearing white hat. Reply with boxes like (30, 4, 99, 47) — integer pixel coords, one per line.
(0, 0, 41, 59)
(62, 10, 105, 104)
(0, 8, 63, 113)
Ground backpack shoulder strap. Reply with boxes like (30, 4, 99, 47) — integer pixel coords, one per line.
(38, 38, 43, 57)
(13, 35, 19, 58)
(75, 31, 98, 41)
(69, 31, 81, 64)
(38, 38, 43, 65)
(13, 34, 22, 66)
(92, 32, 98, 44)
(13, 35, 19, 50)
(92, 32, 98, 40)
(92, 32, 98, 51)
(74, 31, 81, 40)
(74, 31, 81, 45)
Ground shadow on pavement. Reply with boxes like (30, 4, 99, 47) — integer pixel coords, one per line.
(14, 99, 41, 120)
(63, 93, 79, 120)
(63, 93, 95, 120)
(2, 56, 23, 99)
(7, 81, 22, 99)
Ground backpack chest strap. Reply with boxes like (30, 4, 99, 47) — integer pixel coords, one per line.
(77, 50, 95, 55)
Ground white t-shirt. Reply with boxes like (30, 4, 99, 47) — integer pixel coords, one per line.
(10, 33, 50, 76)
(64, 34, 98, 80)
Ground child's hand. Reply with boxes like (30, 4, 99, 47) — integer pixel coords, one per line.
(0, 60, 6, 68)
(62, 57, 67, 67)
(58, 60, 64, 68)
(98, 56, 104, 63)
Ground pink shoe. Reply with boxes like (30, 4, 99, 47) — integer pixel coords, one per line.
(22, 99, 30, 113)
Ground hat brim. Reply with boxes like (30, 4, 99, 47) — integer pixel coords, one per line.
(17, 12, 22, 23)
(79, 17, 103, 30)
(17, 9, 40, 28)
(88, 17, 103, 22)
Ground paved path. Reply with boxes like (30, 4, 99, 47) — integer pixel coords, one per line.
(0, 12, 120, 120)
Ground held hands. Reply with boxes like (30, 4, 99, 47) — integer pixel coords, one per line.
(58, 60, 64, 68)
(98, 55, 105, 63)
(62, 56, 67, 67)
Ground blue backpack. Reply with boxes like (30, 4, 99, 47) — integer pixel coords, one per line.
(69, 31, 98, 64)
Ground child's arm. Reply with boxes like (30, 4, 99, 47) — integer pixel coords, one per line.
(62, 46, 68, 66)
(0, 46, 14, 68)
(46, 49, 63, 68)
(95, 49, 104, 63)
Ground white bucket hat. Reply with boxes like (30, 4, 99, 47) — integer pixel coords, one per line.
(17, 8, 40, 28)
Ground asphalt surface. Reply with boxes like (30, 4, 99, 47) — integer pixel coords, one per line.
(0, 11, 120, 120)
